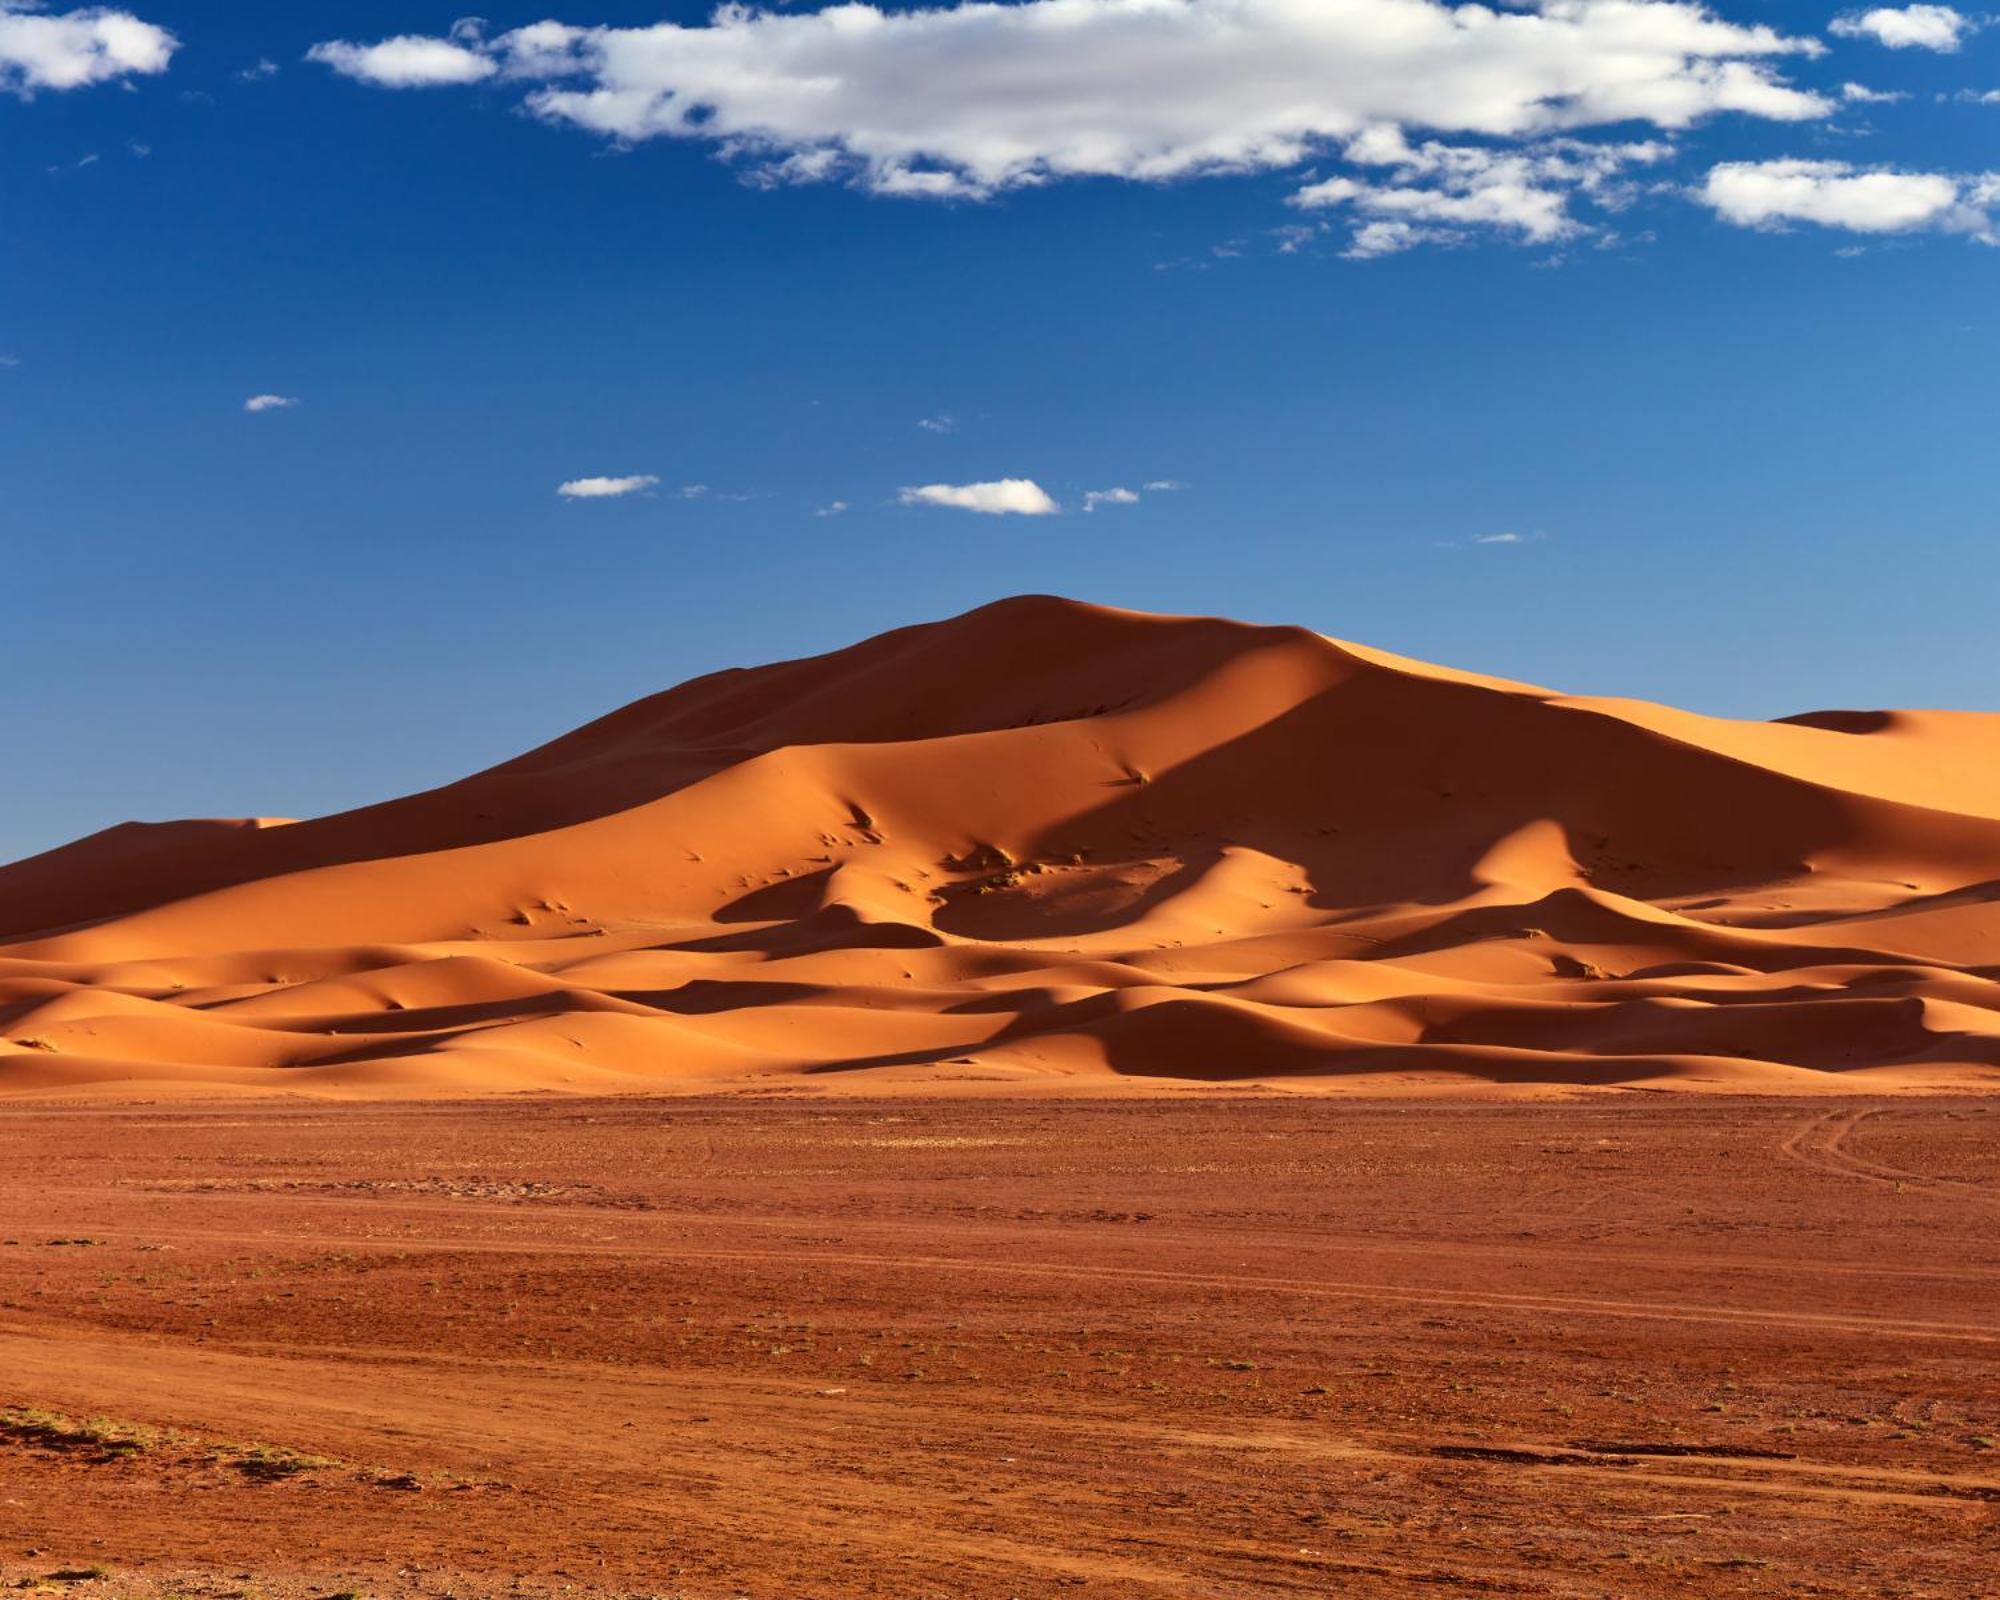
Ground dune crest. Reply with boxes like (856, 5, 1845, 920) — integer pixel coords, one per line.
(6, 595, 2000, 1096)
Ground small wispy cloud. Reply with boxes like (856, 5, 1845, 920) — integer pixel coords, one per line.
(1438, 529, 1549, 548)
(306, 29, 496, 88)
(675, 483, 762, 502)
(243, 393, 299, 413)
(557, 474, 658, 499)
(815, 500, 850, 517)
(1292, 132, 1676, 259)
(237, 58, 279, 81)
(898, 478, 1057, 516)
(1841, 81, 1907, 102)
(916, 414, 956, 434)
(1079, 480, 1184, 511)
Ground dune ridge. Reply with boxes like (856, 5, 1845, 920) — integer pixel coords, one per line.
(6, 594, 2000, 1096)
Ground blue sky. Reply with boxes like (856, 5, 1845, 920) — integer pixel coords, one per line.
(3, 0, 1997, 861)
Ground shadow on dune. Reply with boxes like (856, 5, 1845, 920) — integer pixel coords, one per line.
(0, 597, 1248, 944)
(1030, 674, 1981, 914)
(931, 851, 1222, 942)
(652, 905, 944, 956)
(248, 988, 629, 1038)
(614, 979, 828, 1015)
(1777, 709, 1896, 734)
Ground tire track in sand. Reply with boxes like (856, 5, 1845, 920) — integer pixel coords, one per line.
(1780, 1108, 2000, 1206)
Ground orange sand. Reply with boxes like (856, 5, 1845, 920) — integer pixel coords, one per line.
(5, 595, 1999, 1096)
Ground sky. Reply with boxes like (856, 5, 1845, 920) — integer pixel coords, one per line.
(3, 0, 1997, 863)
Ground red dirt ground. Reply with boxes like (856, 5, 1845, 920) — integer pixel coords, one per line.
(3, 1094, 1996, 1598)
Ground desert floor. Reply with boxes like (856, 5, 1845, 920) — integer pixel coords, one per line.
(2, 1094, 1995, 1598)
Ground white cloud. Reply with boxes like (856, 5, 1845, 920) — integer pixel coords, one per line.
(0, 2, 175, 95)
(307, 33, 497, 88)
(1830, 5, 1973, 50)
(1082, 487, 1141, 512)
(1295, 129, 1672, 253)
(557, 473, 659, 498)
(1344, 219, 1449, 257)
(916, 414, 956, 434)
(899, 478, 1058, 515)
(1143, 479, 1185, 492)
(815, 499, 849, 517)
(243, 393, 299, 413)
(1841, 80, 1907, 101)
(238, 58, 279, 81)
(311, 0, 1827, 198)
(1438, 528, 1548, 547)
(1696, 158, 1990, 235)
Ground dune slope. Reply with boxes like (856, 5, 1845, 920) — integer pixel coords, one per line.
(6, 595, 2000, 1095)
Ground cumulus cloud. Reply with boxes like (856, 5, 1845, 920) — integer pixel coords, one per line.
(815, 499, 850, 517)
(557, 473, 660, 498)
(916, 414, 956, 433)
(1829, 5, 1974, 50)
(1294, 127, 1672, 253)
(310, 0, 1827, 198)
(243, 393, 299, 413)
(1696, 158, 1992, 235)
(899, 478, 1058, 515)
(307, 33, 497, 88)
(1841, 80, 1907, 101)
(0, 2, 176, 95)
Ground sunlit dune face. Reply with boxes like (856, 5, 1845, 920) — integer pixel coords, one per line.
(4, 596, 2000, 1097)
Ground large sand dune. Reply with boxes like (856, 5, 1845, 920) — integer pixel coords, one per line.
(6, 594, 2000, 1095)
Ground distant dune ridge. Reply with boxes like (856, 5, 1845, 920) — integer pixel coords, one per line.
(5, 594, 2000, 1095)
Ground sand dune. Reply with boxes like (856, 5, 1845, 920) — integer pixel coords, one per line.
(6, 594, 1999, 1095)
